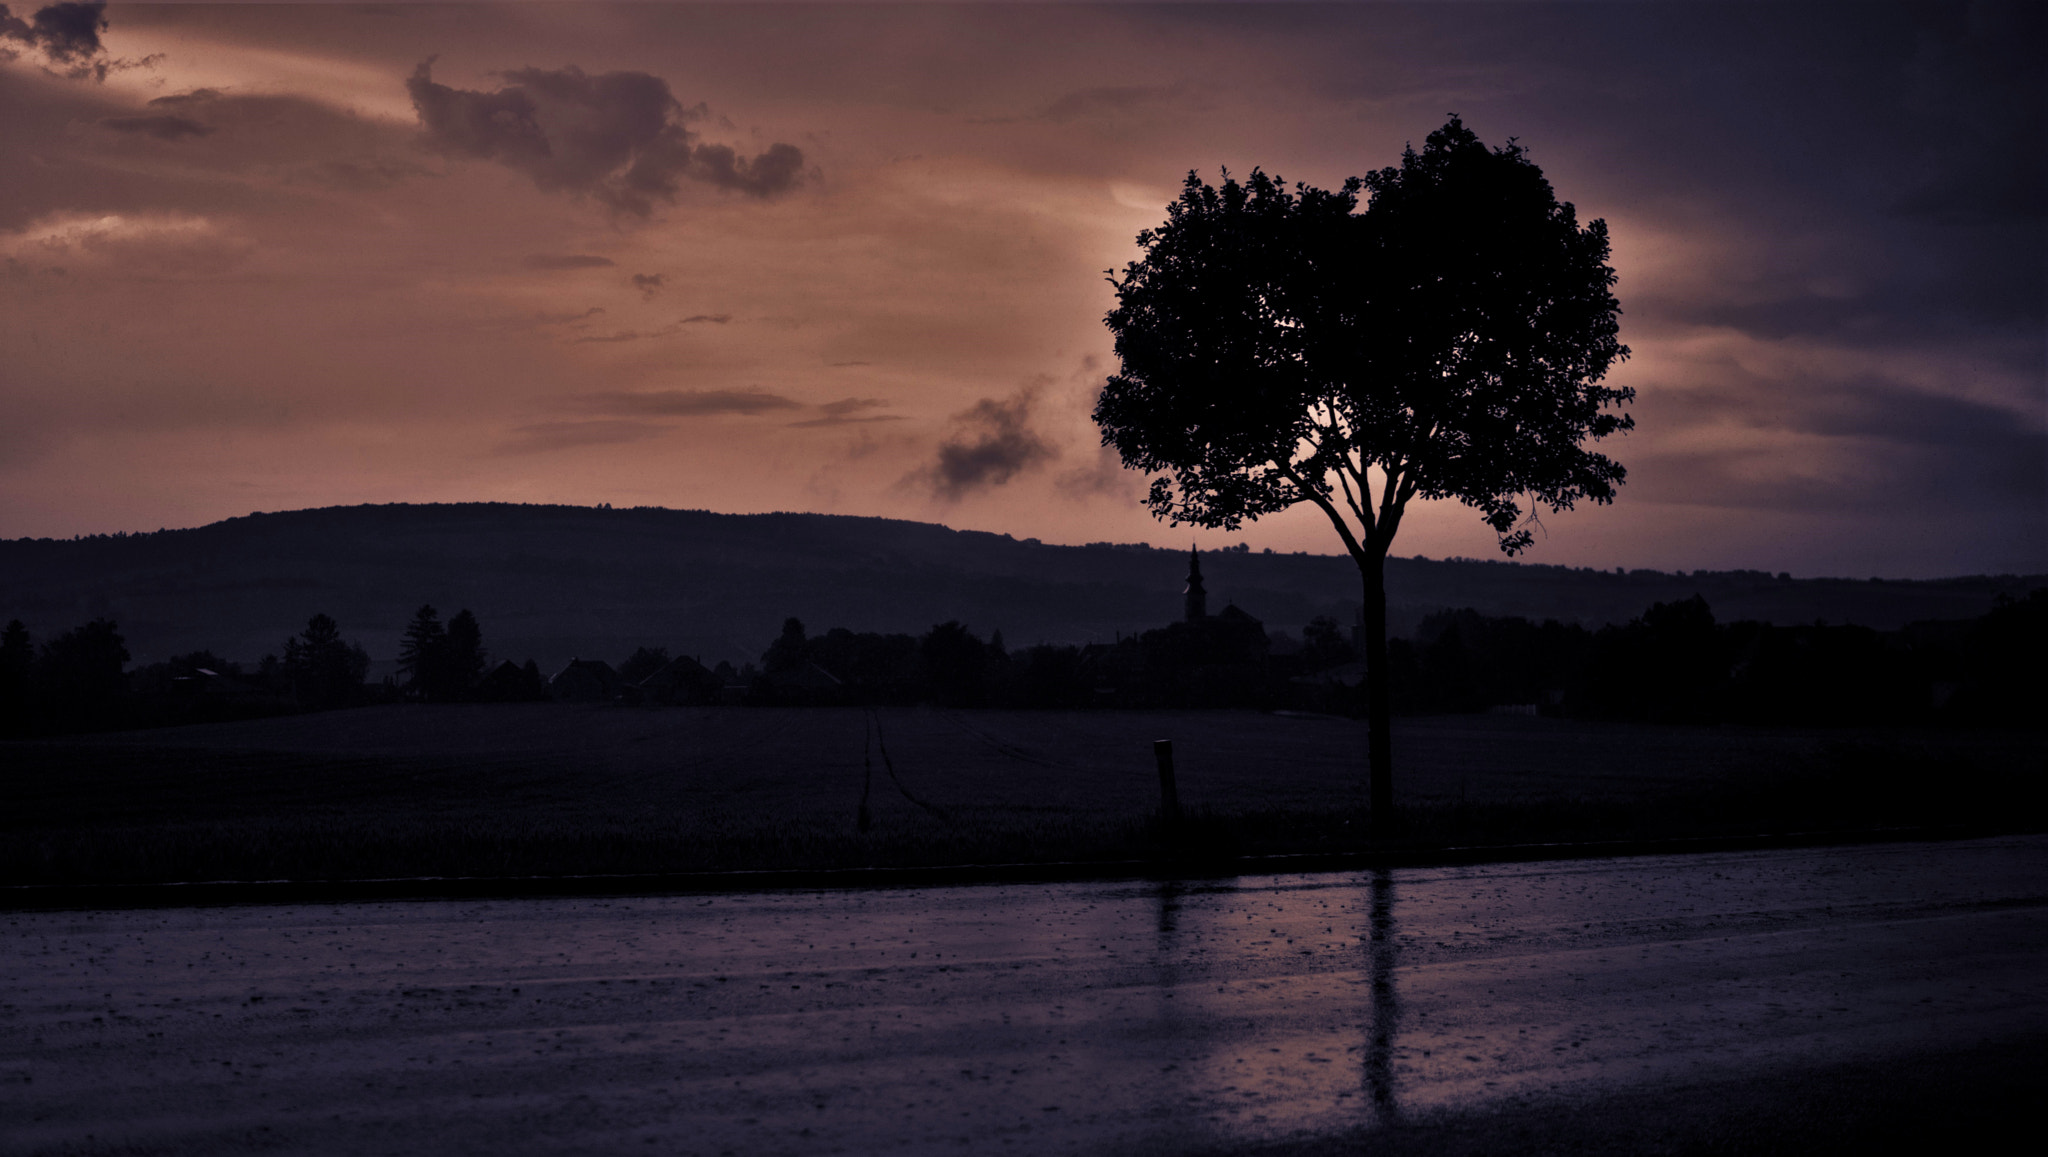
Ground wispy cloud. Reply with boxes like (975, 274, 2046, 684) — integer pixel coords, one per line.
(523, 253, 614, 270)
(100, 114, 212, 141)
(788, 397, 905, 428)
(576, 389, 801, 416)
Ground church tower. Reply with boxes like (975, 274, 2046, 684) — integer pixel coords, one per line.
(1184, 546, 1208, 622)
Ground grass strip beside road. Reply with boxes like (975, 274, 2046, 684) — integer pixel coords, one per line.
(4, 704, 2041, 897)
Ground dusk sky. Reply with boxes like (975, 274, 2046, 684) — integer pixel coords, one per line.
(2, 1, 2041, 578)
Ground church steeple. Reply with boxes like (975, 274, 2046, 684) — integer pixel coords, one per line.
(1184, 545, 1208, 622)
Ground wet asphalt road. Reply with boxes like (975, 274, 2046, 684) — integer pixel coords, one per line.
(4, 835, 2045, 1156)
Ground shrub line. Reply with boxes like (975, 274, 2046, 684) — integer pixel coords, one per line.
(1, 823, 2028, 913)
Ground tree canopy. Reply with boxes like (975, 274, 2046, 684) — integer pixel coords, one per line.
(1096, 116, 1632, 828)
(282, 613, 370, 708)
(1096, 116, 1632, 559)
(399, 604, 487, 701)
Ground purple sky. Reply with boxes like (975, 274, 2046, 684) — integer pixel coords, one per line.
(2, 2, 2041, 577)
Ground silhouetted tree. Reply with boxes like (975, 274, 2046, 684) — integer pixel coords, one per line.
(281, 613, 371, 709)
(1953, 588, 2047, 725)
(0, 619, 31, 732)
(1301, 615, 1355, 670)
(921, 621, 988, 707)
(443, 609, 487, 695)
(763, 617, 807, 674)
(37, 617, 129, 729)
(398, 604, 462, 700)
(1096, 117, 1631, 829)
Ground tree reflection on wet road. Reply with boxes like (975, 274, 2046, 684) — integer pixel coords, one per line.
(4, 836, 2044, 1155)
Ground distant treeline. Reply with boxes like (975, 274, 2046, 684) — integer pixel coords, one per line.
(0, 604, 531, 737)
(3, 589, 2042, 737)
(739, 591, 2046, 728)
(1385, 590, 2044, 727)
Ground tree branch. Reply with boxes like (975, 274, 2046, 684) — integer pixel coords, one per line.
(1280, 461, 1368, 563)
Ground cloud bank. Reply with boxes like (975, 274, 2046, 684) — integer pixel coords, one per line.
(407, 60, 805, 215)
(0, 1, 106, 71)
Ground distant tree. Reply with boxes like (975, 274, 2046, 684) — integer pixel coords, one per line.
(1954, 588, 2047, 725)
(1301, 615, 1356, 670)
(443, 609, 487, 695)
(37, 618, 129, 728)
(1, 619, 30, 692)
(1096, 117, 1631, 829)
(921, 621, 989, 707)
(763, 618, 807, 674)
(282, 613, 371, 709)
(398, 604, 447, 700)
(619, 646, 672, 685)
(0, 619, 31, 731)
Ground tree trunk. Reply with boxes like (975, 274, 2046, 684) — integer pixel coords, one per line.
(1359, 552, 1395, 835)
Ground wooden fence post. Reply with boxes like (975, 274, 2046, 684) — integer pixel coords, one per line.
(1154, 739, 1182, 827)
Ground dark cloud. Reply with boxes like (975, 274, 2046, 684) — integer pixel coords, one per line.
(492, 420, 670, 457)
(0, 2, 105, 65)
(147, 88, 221, 107)
(631, 272, 663, 298)
(569, 328, 663, 345)
(523, 253, 614, 270)
(787, 397, 904, 428)
(406, 59, 806, 215)
(100, 114, 212, 141)
(821, 397, 887, 417)
(564, 315, 725, 344)
(577, 389, 800, 416)
(915, 388, 1056, 500)
(529, 306, 604, 326)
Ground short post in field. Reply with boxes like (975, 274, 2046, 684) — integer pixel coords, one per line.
(1154, 739, 1182, 829)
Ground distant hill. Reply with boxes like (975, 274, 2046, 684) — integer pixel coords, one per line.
(2, 503, 2039, 670)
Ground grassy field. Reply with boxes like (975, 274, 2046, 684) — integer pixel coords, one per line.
(3, 704, 2043, 886)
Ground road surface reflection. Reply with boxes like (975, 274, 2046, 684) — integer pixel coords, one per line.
(4, 836, 2045, 1155)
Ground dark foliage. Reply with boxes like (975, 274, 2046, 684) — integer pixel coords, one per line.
(762, 618, 807, 675)
(444, 609, 487, 692)
(397, 604, 488, 701)
(35, 618, 128, 731)
(0, 619, 30, 730)
(398, 604, 446, 695)
(921, 621, 990, 708)
(1096, 117, 1632, 822)
(1378, 590, 2047, 730)
(281, 614, 371, 709)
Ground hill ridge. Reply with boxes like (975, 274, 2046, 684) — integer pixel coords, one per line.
(3, 503, 2039, 669)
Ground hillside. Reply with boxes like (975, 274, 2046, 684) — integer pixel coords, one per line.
(2, 503, 2039, 669)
